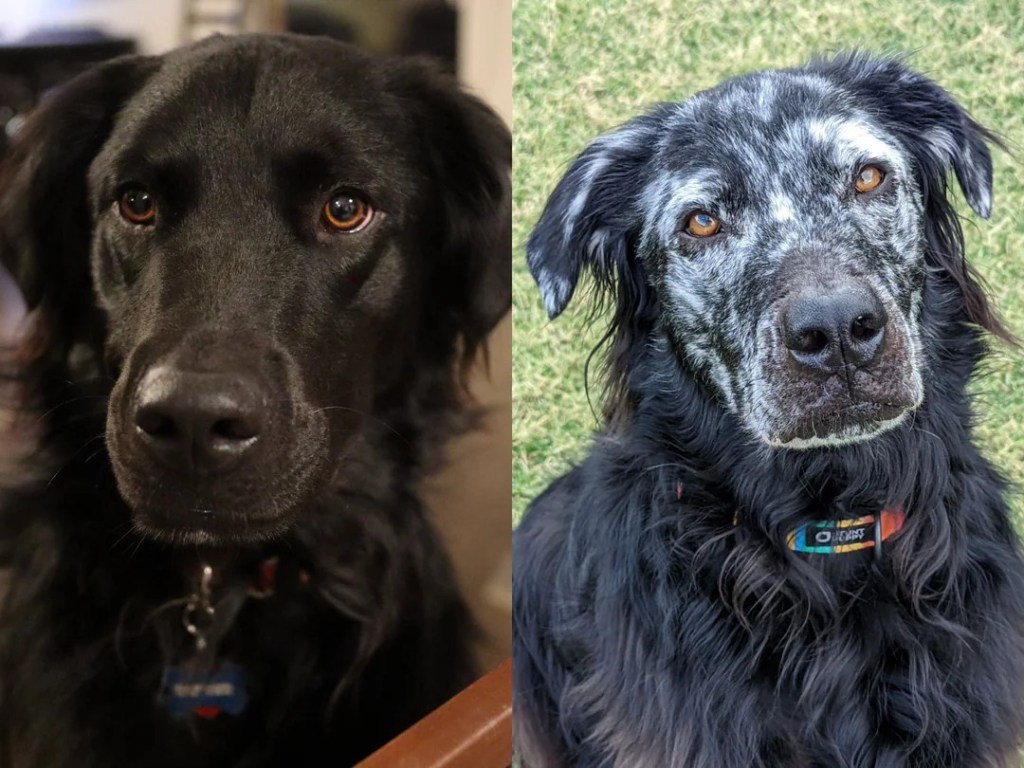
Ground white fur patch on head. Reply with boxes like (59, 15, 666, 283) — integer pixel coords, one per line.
(770, 193, 795, 223)
(642, 170, 722, 250)
(807, 117, 904, 170)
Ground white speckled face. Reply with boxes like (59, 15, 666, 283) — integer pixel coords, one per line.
(641, 75, 929, 447)
(527, 56, 994, 450)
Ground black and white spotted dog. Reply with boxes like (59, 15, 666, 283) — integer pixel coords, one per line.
(514, 53, 1024, 767)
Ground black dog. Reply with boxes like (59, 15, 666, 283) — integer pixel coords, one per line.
(0, 34, 509, 767)
(514, 53, 1024, 767)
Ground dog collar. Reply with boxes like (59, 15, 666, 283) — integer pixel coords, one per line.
(673, 483, 905, 558)
(787, 509, 905, 558)
(163, 556, 312, 720)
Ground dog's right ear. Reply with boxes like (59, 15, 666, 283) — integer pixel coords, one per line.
(526, 113, 661, 318)
(0, 55, 158, 358)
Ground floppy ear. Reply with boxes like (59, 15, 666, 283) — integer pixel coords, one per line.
(0, 55, 159, 365)
(812, 53, 1010, 339)
(387, 60, 511, 359)
(525, 113, 661, 319)
(816, 53, 994, 217)
(526, 113, 666, 428)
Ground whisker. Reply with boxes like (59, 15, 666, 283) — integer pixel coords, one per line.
(312, 405, 409, 442)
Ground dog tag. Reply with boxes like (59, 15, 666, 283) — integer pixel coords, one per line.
(162, 661, 248, 719)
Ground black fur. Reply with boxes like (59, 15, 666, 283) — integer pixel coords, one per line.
(0, 34, 510, 767)
(514, 53, 1024, 767)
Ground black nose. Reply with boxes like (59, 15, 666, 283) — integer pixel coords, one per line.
(133, 366, 267, 473)
(782, 285, 888, 373)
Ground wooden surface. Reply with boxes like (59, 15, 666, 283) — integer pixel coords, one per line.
(356, 658, 512, 768)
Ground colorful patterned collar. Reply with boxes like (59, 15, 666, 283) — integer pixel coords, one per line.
(672, 482, 905, 559)
(787, 509, 905, 558)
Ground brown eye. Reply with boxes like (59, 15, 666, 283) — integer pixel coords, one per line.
(855, 164, 885, 194)
(684, 210, 721, 238)
(118, 188, 156, 224)
(323, 192, 373, 232)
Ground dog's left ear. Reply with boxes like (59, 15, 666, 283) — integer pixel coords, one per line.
(387, 60, 511, 356)
(814, 53, 1010, 338)
(817, 53, 995, 218)
(0, 55, 160, 364)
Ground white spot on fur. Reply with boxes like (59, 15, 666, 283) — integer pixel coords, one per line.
(924, 128, 991, 218)
(770, 193, 795, 222)
(586, 229, 607, 258)
(563, 156, 611, 245)
(535, 265, 572, 317)
(807, 117, 903, 169)
(973, 184, 992, 219)
(664, 258, 707, 314)
(641, 171, 721, 249)
(924, 127, 958, 163)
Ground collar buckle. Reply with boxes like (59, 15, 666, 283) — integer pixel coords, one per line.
(182, 564, 216, 652)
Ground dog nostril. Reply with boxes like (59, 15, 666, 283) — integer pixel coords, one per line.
(136, 407, 178, 440)
(211, 417, 259, 442)
(795, 329, 829, 354)
(850, 314, 882, 342)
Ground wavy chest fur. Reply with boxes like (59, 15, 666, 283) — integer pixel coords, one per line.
(559, 486, 1023, 767)
(518, 318, 1024, 768)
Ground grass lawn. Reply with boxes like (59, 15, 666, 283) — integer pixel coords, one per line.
(512, 0, 1024, 525)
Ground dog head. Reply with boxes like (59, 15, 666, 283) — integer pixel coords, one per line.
(528, 53, 1002, 449)
(1, 34, 510, 543)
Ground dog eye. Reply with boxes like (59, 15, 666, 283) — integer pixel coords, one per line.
(684, 211, 721, 238)
(854, 165, 886, 194)
(118, 188, 156, 225)
(322, 191, 374, 233)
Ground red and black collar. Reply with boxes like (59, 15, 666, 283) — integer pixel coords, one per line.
(162, 553, 313, 720)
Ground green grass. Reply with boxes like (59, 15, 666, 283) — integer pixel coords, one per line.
(512, 0, 1024, 523)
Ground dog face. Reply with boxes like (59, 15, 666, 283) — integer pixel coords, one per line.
(1, 35, 510, 543)
(638, 72, 932, 448)
(528, 54, 996, 448)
